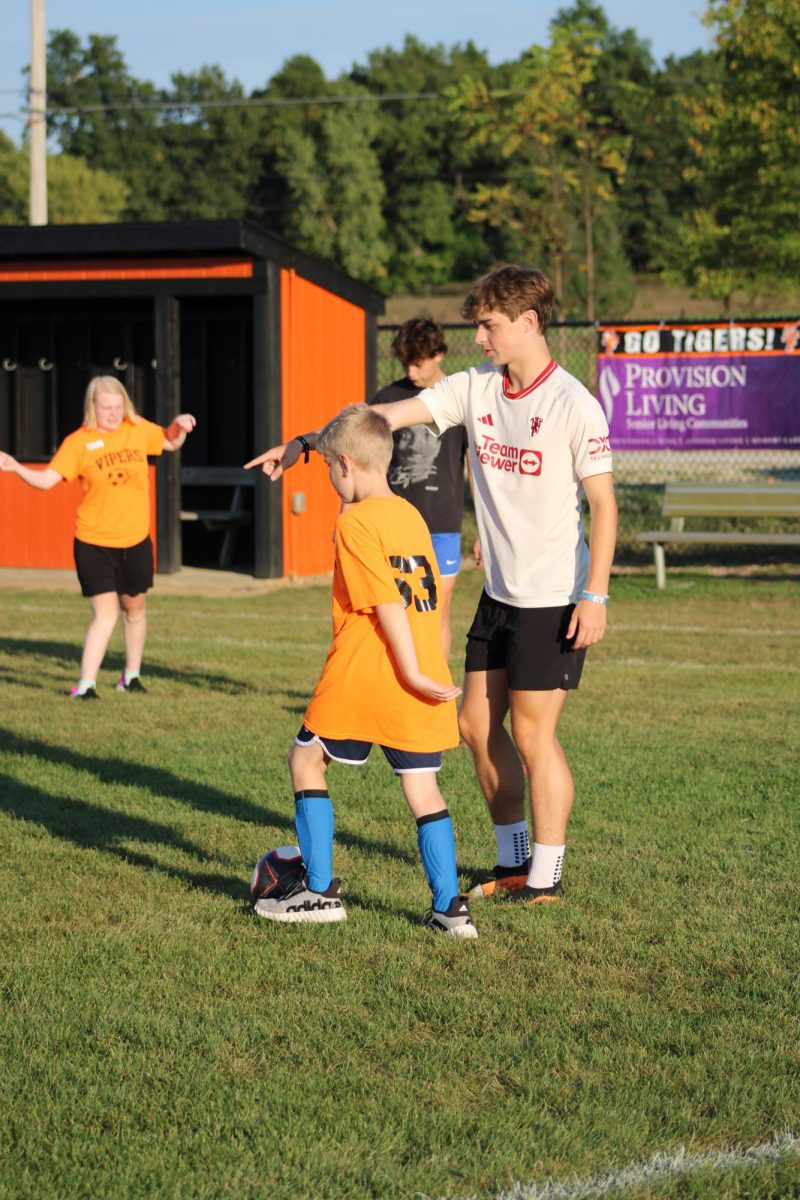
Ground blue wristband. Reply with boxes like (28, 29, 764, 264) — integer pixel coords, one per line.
(579, 590, 609, 605)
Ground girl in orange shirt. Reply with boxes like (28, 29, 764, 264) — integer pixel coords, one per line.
(0, 376, 195, 699)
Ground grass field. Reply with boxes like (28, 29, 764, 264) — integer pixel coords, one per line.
(1, 568, 798, 1200)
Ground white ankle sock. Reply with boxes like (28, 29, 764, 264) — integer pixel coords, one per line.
(528, 843, 565, 889)
(494, 821, 530, 868)
(76, 678, 96, 695)
(124, 669, 140, 685)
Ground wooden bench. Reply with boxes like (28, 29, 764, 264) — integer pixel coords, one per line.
(180, 467, 254, 569)
(636, 481, 800, 588)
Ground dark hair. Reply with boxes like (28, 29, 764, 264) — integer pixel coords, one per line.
(461, 265, 554, 334)
(391, 318, 447, 367)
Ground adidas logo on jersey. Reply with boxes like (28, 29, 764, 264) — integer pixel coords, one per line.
(477, 413, 494, 426)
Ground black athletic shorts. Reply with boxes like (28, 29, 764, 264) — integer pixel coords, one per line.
(464, 589, 586, 691)
(74, 536, 154, 598)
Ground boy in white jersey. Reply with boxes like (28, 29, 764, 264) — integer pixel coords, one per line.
(246, 265, 617, 905)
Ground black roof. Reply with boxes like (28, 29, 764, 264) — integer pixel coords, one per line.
(0, 218, 385, 313)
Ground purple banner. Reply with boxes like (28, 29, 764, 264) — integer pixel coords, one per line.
(597, 321, 800, 450)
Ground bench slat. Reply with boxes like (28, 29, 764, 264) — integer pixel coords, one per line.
(662, 482, 800, 519)
(181, 467, 255, 487)
(637, 531, 800, 546)
(641, 480, 800, 588)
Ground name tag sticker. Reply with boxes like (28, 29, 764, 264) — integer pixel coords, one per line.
(86, 439, 104, 450)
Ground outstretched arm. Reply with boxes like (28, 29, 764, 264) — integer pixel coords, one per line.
(371, 397, 434, 431)
(567, 472, 617, 649)
(375, 601, 461, 703)
(244, 434, 308, 481)
(163, 413, 197, 451)
(0, 452, 61, 491)
(244, 397, 435, 481)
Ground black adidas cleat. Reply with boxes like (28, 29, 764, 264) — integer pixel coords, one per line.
(468, 857, 532, 900)
(421, 896, 479, 938)
(511, 881, 564, 905)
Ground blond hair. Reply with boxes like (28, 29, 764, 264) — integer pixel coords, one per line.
(83, 375, 140, 428)
(316, 404, 393, 472)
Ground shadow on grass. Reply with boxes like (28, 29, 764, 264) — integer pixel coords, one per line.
(0, 774, 246, 900)
(0, 731, 419, 869)
(0, 636, 255, 693)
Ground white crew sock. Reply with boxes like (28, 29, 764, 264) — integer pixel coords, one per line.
(123, 669, 140, 685)
(494, 821, 530, 868)
(528, 843, 565, 889)
(75, 678, 96, 695)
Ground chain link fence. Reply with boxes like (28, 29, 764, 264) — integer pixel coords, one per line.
(377, 322, 800, 567)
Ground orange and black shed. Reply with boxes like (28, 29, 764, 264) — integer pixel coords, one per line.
(0, 219, 385, 579)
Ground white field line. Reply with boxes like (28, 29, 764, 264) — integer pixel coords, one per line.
(609, 657, 800, 673)
(145, 635, 330, 651)
(613, 623, 800, 637)
(443, 1131, 800, 1200)
(13, 603, 325, 623)
(0, 628, 328, 652)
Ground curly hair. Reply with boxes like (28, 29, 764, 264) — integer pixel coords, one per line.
(460, 265, 554, 334)
(391, 318, 447, 367)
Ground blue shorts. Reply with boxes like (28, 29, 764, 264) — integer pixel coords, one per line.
(431, 532, 461, 578)
(295, 725, 442, 775)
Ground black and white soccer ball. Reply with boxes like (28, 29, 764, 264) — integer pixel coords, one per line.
(250, 846, 305, 903)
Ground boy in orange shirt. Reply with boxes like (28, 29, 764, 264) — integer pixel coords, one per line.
(253, 405, 477, 937)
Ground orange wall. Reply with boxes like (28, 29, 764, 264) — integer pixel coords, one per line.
(0, 466, 157, 569)
(280, 268, 367, 578)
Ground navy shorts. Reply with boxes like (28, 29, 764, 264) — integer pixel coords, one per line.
(295, 725, 442, 775)
(464, 590, 586, 691)
(74, 536, 154, 598)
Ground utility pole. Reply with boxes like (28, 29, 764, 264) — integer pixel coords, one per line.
(29, 0, 47, 225)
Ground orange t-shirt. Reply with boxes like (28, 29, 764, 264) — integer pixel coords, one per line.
(49, 419, 165, 548)
(304, 495, 459, 753)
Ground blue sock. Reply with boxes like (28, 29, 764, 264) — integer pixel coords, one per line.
(294, 790, 334, 893)
(416, 811, 459, 913)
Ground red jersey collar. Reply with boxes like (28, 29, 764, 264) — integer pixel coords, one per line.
(502, 358, 557, 399)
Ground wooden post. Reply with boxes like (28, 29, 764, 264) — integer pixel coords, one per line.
(252, 262, 283, 578)
(154, 295, 181, 574)
(365, 310, 377, 400)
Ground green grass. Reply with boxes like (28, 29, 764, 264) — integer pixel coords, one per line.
(1, 571, 798, 1199)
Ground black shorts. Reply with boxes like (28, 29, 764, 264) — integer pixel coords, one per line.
(464, 590, 586, 691)
(74, 537, 154, 598)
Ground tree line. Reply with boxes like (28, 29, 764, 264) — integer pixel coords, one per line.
(1, 0, 797, 316)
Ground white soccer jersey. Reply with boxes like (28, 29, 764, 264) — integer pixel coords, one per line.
(419, 359, 613, 607)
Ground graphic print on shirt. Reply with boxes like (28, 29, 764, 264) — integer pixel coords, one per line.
(95, 447, 147, 489)
(388, 426, 440, 490)
(588, 434, 612, 462)
(389, 554, 438, 611)
(475, 432, 543, 476)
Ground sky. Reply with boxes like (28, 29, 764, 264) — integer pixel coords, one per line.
(0, 0, 712, 144)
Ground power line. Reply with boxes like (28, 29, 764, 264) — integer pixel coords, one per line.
(0, 87, 519, 123)
(0, 72, 740, 125)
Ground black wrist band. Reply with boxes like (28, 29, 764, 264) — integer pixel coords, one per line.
(296, 435, 310, 464)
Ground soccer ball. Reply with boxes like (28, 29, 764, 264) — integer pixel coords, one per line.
(250, 846, 305, 903)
